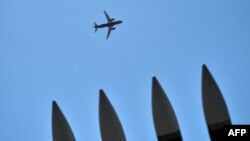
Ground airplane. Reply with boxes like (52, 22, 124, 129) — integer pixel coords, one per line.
(94, 11, 123, 39)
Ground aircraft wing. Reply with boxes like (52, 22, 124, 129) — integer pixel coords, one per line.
(104, 11, 112, 22)
(106, 26, 113, 39)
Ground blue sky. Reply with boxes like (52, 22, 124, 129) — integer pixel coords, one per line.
(0, 0, 250, 140)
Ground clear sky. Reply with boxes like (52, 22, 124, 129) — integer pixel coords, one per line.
(0, 0, 250, 140)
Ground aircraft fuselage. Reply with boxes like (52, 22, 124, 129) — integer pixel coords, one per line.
(95, 20, 123, 28)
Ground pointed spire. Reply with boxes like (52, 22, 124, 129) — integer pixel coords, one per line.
(99, 89, 126, 141)
(202, 64, 231, 140)
(152, 76, 183, 141)
(52, 101, 76, 141)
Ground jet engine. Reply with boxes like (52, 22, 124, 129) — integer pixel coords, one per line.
(112, 27, 116, 30)
(110, 18, 115, 21)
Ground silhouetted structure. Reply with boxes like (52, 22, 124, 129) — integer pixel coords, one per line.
(152, 76, 183, 141)
(51, 64, 232, 141)
(99, 89, 126, 141)
(52, 101, 76, 141)
(202, 65, 231, 141)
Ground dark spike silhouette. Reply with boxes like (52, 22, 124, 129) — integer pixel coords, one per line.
(202, 65, 231, 141)
(99, 89, 126, 141)
(52, 101, 76, 141)
(152, 76, 183, 141)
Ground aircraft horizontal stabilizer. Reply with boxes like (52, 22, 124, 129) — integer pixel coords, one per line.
(94, 22, 98, 32)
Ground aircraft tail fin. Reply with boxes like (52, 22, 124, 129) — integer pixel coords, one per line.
(94, 22, 98, 32)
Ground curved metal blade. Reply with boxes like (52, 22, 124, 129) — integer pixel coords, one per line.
(202, 65, 231, 141)
(99, 89, 126, 141)
(152, 76, 183, 141)
(52, 101, 76, 141)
